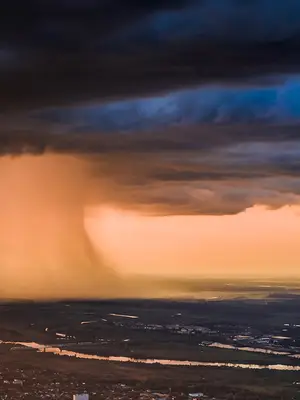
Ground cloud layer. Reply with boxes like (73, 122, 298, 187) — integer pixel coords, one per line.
(3, 83, 300, 216)
(1, 0, 300, 217)
(3, 1, 300, 109)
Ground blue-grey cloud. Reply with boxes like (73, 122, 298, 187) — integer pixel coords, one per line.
(33, 77, 300, 131)
(3, 1, 300, 110)
(109, 0, 300, 46)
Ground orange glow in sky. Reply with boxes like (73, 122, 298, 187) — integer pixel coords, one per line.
(0, 154, 299, 300)
(86, 205, 300, 278)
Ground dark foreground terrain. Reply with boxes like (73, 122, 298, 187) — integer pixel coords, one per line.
(1, 290, 300, 399)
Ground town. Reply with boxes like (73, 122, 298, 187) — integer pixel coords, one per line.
(0, 297, 299, 399)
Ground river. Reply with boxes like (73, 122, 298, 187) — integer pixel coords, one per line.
(1, 340, 300, 371)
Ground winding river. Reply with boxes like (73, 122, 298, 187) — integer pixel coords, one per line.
(1, 340, 300, 371)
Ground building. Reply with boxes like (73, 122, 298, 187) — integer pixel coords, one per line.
(73, 394, 89, 400)
(188, 393, 205, 399)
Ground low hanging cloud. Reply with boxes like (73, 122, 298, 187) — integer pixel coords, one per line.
(2, 84, 300, 217)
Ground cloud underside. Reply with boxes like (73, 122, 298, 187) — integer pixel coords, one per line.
(1, 75, 300, 217)
(2, 1, 300, 216)
(2, 122, 300, 216)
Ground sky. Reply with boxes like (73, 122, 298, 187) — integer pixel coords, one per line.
(1, 0, 300, 298)
(87, 206, 300, 278)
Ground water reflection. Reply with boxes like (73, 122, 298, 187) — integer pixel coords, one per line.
(1, 340, 300, 371)
(208, 342, 291, 355)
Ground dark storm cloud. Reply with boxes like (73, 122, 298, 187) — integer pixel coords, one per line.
(120, 0, 300, 44)
(2, 1, 300, 109)
(2, 76, 300, 155)
(0, 0, 186, 49)
(1, 117, 300, 155)
(2, 1, 300, 216)
(2, 113, 300, 215)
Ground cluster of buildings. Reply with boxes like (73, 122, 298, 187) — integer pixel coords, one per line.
(0, 367, 95, 400)
(132, 323, 213, 336)
(69, 386, 217, 400)
(0, 369, 218, 400)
